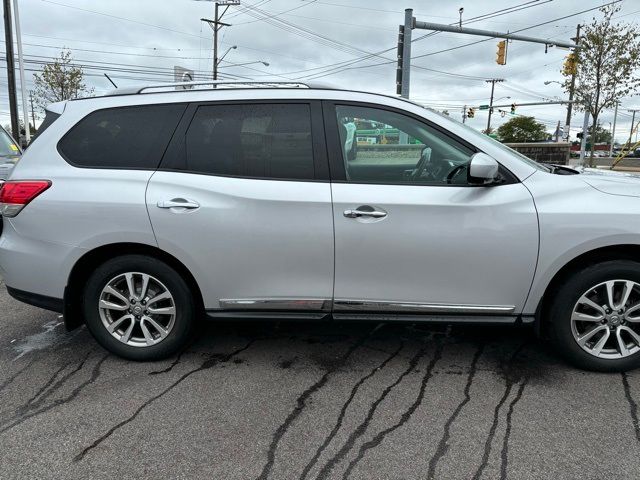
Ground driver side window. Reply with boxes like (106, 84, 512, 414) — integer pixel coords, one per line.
(334, 105, 474, 185)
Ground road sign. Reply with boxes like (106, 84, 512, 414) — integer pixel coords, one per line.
(479, 105, 489, 110)
(174, 66, 194, 90)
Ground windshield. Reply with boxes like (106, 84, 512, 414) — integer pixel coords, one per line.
(422, 107, 552, 173)
(0, 128, 20, 158)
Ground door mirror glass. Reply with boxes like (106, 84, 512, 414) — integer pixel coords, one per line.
(468, 153, 499, 184)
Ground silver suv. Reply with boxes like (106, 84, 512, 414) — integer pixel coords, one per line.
(2, 81, 640, 371)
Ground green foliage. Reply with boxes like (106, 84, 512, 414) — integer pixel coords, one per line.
(586, 124, 612, 144)
(562, 5, 640, 161)
(33, 50, 93, 111)
(496, 116, 547, 143)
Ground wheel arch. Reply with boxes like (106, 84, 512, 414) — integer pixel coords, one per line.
(63, 242, 205, 330)
(535, 244, 640, 337)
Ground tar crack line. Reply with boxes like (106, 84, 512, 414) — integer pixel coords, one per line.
(0, 353, 108, 435)
(298, 341, 404, 480)
(74, 342, 255, 462)
(255, 324, 384, 480)
(471, 342, 528, 480)
(622, 372, 640, 443)
(499, 379, 528, 480)
(340, 341, 444, 480)
(426, 343, 485, 480)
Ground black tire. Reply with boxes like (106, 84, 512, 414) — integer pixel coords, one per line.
(82, 254, 196, 361)
(549, 260, 640, 372)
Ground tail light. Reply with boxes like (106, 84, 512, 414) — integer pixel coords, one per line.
(0, 180, 51, 217)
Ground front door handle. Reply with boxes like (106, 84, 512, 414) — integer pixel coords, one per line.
(343, 207, 387, 219)
(157, 198, 200, 210)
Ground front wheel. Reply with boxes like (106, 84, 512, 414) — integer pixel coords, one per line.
(549, 260, 640, 372)
(83, 254, 196, 361)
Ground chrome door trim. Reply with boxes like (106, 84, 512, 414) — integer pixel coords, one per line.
(219, 298, 332, 311)
(333, 300, 515, 314)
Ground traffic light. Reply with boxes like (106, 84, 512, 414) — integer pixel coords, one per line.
(510, 103, 516, 114)
(467, 107, 475, 118)
(563, 53, 577, 76)
(496, 40, 507, 65)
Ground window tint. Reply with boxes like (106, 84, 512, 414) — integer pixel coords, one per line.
(335, 105, 474, 185)
(58, 104, 185, 169)
(185, 103, 315, 180)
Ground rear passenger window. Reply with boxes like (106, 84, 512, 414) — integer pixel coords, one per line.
(58, 104, 185, 169)
(184, 103, 315, 180)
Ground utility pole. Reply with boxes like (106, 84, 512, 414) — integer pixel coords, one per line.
(201, 0, 239, 81)
(462, 105, 467, 124)
(564, 24, 581, 141)
(3, 0, 19, 140)
(29, 90, 35, 128)
(486, 79, 504, 133)
(554, 121, 561, 142)
(13, 0, 29, 144)
(627, 109, 639, 149)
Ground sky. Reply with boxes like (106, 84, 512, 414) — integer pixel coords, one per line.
(2, 0, 640, 142)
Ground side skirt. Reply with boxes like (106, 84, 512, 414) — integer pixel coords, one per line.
(205, 310, 532, 325)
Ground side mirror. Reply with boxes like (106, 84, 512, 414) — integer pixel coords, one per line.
(468, 152, 499, 184)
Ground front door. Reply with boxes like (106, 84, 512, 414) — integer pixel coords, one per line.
(147, 101, 334, 313)
(325, 102, 539, 317)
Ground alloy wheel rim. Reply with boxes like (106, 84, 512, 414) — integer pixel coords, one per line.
(571, 279, 640, 359)
(98, 272, 176, 348)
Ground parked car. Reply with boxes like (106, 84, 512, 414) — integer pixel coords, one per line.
(0, 125, 21, 182)
(3, 81, 640, 371)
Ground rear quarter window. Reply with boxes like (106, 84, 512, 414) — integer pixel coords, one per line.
(58, 104, 186, 169)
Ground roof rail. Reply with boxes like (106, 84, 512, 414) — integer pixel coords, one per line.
(105, 80, 333, 97)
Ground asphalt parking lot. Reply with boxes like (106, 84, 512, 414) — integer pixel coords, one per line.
(1, 279, 640, 480)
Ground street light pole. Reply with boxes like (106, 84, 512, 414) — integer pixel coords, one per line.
(610, 102, 618, 157)
(579, 103, 590, 164)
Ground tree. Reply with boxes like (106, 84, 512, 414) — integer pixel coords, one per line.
(563, 5, 640, 164)
(586, 123, 612, 144)
(3, 121, 34, 136)
(496, 116, 547, 143)
(33, 50, 93, 111)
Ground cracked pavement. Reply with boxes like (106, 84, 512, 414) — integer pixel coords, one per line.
(1, 281, 640, 479)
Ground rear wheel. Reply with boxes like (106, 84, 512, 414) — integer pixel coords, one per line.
(83, 254, 195, 361)
(549, 260, 640, 372)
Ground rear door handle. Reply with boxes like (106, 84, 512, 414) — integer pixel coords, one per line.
(157, 198, 200, 209)
(343, 207, 387, 219)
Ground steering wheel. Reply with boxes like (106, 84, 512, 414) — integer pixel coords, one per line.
(446, 163, 468, 184)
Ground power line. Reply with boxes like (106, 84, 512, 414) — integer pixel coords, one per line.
(288, 0, 560, 81)
(40, 0, 202, 39)
(234, 0, 318, 25)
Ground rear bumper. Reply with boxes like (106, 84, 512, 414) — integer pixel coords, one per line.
(6, 286, 63, 313)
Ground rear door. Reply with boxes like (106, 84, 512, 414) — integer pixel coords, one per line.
(146, 101, 334, 314)
(325, 101, 539, 317)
